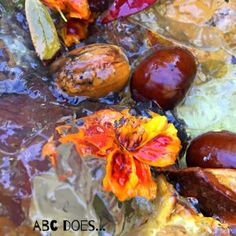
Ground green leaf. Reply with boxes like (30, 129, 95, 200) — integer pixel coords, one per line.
(25, 0, 60, 60)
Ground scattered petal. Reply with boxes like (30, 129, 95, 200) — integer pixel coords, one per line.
(41, 140, 58, 166)
(86, 109, 123, 126)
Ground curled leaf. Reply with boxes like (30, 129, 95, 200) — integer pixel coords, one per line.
(25, 0, 60, 60)
(101, 0, 157, 23)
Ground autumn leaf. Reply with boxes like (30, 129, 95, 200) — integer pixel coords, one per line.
(61, 18, 93, 47)
(41, 0, 93, 46)
(42, 0, 91, 20)
(25, 0, 61, 60)
(101, 0, 157, 23)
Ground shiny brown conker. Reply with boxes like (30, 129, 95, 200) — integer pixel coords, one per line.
(186, 131, 236, 168)
(131, 47, 197, 110)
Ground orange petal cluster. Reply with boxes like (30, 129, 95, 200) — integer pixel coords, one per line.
(42, 0, 91, 19)
(41, 0, 93, 46)
(42, 109, 181, 201)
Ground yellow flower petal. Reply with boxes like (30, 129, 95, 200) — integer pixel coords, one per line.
(141, 114, 169, 146)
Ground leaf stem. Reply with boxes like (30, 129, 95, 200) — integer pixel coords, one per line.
(58, 8, 67, 22)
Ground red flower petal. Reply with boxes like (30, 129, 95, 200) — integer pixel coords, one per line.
(103, 149, 157, 201)
(58, 109, 123, 157)
(103, 149, 139, 201)
(134, 159, 157, 199)
(133, 134, 181, 167)
(59, 123, 117, 157)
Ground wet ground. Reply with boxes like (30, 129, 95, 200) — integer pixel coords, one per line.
(0, 2, 155, 229)
(0, 0, 235, 234)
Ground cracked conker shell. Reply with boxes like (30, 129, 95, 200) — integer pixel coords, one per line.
(51, 43, 130, 97)
(168, 168, 236, 226)
(186, 131, 236, 168)
(131, 47, 197, 110)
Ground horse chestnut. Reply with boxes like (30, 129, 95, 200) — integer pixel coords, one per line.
(131, 47, 197, 110)
(186, 131, 236, 168)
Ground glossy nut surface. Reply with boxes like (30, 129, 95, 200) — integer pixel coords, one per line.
(131, 47, 197, 110)
(186, 131, 236, 168)
(51, 43, 130, 97)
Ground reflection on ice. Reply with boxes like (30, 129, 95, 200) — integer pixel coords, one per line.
(30, 143, 155, 235)
(131, 0, 236, 54)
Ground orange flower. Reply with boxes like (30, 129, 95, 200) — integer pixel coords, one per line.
(66, 0, 91, 19)
(42, 0, 91, 19)
(42, 109, 181, 201)
(41, 0, 93, 46)
(42, 0, 65, 10)
(61, 18, 94, 46)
